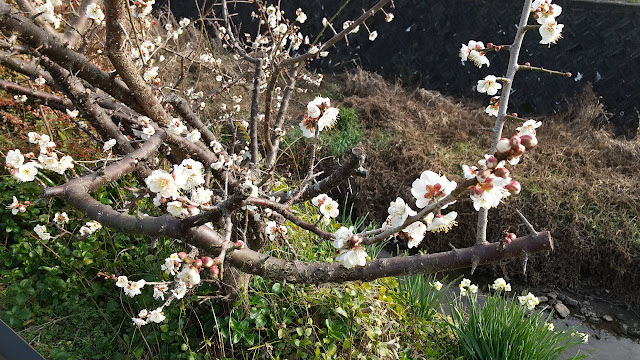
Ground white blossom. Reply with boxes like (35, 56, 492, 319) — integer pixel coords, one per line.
(34, 224, 51, 241)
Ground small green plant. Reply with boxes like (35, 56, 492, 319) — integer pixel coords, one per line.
(396, 274, 457, 322)
(446, 280, 588, 360)
(322, 106, 364, 157)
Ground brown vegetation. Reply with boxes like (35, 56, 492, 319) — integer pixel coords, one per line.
(332, 69, 640, 305)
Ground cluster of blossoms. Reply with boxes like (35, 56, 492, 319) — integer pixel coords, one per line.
(116, 251, 221, 326)
(312, 194, 339, 224)
(299, 97, 340, 138)
(131, 308, 166, 327)
(5, 132, 74, 182)
(459, 278, 479, 296)
(532, 0, 564, 45)
(144, 158, 226, 218)
(332, 226, 367, 268)
(518, 292, 540, 310)
(264, 221, 288, 241)
(459, 40, 490, 68)
(491, 277, 512, 292)
(33, 0, 64, 29)
(460, 1, 564, 116)
(461, 120, 541, 211)
(34, 224, 51, 241)
(79, 220, 102, 236)
(7, 196, 29, 215)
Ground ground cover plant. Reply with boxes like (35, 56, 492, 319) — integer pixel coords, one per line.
(0, 0, 602, 358)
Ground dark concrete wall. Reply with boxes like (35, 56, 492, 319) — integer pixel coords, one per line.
(157, 0, 640, 138)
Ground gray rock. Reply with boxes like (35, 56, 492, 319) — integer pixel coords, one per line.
(574, 314, 586, 321)
(564, 296, 579, 307)
(582, 300, 591, 307)
(594, 331, 602, 340)
(616, 313, 626, 321)
(603, 315, 614, 322)
(580, 307, 590, 315)
(619, 323, 629, 335)
(557, 293, 566, 301)
(629, 329, 640, 338)
(554, 303, 571, 318)
(589, 316, 601, 324)
(538, 295, 549, 303)
(547, 292, 558, 300)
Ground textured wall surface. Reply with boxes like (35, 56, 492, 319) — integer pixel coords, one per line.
(157, 0, 640, 137)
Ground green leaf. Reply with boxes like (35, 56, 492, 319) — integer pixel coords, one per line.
(342, 339, 351, 350)
(271, 282, 283, 294)
(335, 307, 348, 318)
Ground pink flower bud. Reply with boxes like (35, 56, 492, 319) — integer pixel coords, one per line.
(201, 256, 214, 268)
(493, 167, 510, 179)
(470, 185, 483, 196)
(513, 144, 526, 156)
(505, 181, 521, 195)
(477, 169, 493, 182)
(234, 240, 245, 249)
(496, 138, 511, 153)
(209, 265, 220, 276)
(24, 201, 31, 206)
(486, 42, 494, 48)
(485, 156, 498, 169)
(524, 62, 531, 67)
(520, 134, 538, 149)
(178, 251, 188, 260)
(509, 135, 521, 148)
(505, 232, 516, 244)
(193, 258, 203, 268)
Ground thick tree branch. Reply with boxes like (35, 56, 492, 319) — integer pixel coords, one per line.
(104, 0, 170, 126)
(0, 50, 54, 84)
(228, 231, 553, 283)
(64, 0, 99, 51)
(0, 1, 141, 112)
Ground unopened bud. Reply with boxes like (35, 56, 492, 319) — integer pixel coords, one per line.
(505, 232, 516, 244)
(201, 256, 214, 268)
(24, 200, 30, 205)
(496, 138, 511, 153)
(477, 169, 492, 182)
(524, 62, 530, 67)
(193, 258, 203, 268)
(234, 240, 245, 249)
(509, 135, 521, 148)
(486, 42, 494, 48)
(178, 251, 188, 260)
(209, 265, 220, 276)
(514, 144, 526, 156)
(505, 180, 521, 195)
(520, 134, 538, 149)
(470, 185, 483, 196)
(493, 167, 510, 179)
(485, 156, 498, 169)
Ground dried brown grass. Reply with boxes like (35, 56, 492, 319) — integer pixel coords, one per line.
(336, 71, 640, 305)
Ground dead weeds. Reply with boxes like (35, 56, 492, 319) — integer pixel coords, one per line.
(331, 70, 640, 306)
